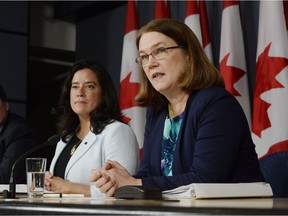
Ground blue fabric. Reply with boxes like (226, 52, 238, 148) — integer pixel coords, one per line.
(161, 116, 183, 176)
(134, 87, 264, 191)
(259, 151, 288, 197)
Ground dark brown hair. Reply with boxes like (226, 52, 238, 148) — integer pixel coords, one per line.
(135, 18, 224, 110)
(54, 59, 123, 141)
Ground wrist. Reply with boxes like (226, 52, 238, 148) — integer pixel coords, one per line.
(135, 178, 142, 186)
(64, 181, 73, 193)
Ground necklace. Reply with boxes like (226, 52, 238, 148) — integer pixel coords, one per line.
(168, 104, 174, 118)
(168, 94, 189, 118)
(70, 144, 78, 156)
(70, 139, 81, 156)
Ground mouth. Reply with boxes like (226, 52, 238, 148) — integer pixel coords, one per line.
(152, 72, 164, 82)
(75, 101, 87, 104)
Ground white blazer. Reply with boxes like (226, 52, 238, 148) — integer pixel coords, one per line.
(49, 121, 139, 197)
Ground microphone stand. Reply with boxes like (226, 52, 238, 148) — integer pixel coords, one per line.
(3, 135, 59, 199)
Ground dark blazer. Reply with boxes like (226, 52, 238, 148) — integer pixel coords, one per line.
(0, 112, 40, 184)
(135, 87, 264, 190)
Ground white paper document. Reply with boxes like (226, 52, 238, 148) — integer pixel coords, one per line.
(162, 182, 273, 199)
(0, 184, 27, 193)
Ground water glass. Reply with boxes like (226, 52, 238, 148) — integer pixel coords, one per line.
(26, 158, 47, 198)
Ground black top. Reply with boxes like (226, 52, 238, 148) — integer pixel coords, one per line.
(54, 135, 81, 179)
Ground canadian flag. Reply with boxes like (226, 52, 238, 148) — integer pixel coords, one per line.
(119, 1, 146, 152)
(184, 0, 213, 62)
(184, 0, 203, 45)
(252, 0, 288, 158)
(219, 1, 251, 127)
(199, 1, 213, 62)
(154, 0, 170, 19)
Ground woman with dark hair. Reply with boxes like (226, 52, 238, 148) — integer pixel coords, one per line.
(45, 60, 139, 197)
(90, 18, 264, 197)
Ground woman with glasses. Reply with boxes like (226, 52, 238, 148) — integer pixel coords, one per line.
(90, 18, 264, 196)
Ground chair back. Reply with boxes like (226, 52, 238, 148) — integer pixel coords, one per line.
(259, 151, 288, 197)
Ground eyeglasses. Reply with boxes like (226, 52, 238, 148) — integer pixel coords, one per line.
(135, 46, 181, 65)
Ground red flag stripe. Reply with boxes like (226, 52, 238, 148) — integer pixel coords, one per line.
(125, 1, 138, 34)
(199, 1, 211, 48)
(186, 0, 198, 16)
(222, 0, 239, 10)
(154, 0, 170, 19)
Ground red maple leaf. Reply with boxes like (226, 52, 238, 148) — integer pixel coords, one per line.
(220, 53, 246, 96)
(121, 115, 131, 124)
(119, 71, 140, 123)
(252, 43, 288, 137)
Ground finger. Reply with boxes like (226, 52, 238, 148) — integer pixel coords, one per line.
(94, 174, 110, 188)
(89, 170, 101, 182)
(106, 160, 123, 169)
(99, 178, 116, 194)
(103, 161, 113, 170)
(45, 171, 53, 179)
(105, 183, 117, 197)
(44, 182, 51, 188)
(44, 182, 51, 190)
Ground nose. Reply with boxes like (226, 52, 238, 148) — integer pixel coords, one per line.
(145, 55, 159, 69)
(76, 86, 85, 97)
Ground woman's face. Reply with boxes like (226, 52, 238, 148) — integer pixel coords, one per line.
(70, 68, 102, 119)
(138, 31, 188, 96)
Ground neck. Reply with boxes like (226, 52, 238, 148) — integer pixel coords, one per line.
(77, 119, 91, 140)
(168, 93, 189, 118)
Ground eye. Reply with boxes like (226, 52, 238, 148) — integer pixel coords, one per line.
(86, 84, 95, 89)
(140, 55, 149, 62)
(153, 47, 166, 57)
(71, 85, 78, 89)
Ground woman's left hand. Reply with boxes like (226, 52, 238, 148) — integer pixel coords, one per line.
(44, 171, 71, 194)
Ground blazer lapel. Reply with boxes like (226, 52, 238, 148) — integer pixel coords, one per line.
(49, 140, 66, 173)
(64, 131, 96, 178)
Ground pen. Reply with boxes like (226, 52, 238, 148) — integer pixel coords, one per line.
(43, 193, 85, 198)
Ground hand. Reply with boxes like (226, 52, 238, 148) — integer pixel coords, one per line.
(91, 170, 117, 197)
(89, 162, 116, 196)
(89, 161, 112, 182)
(90, 160, 141, 197)
(44, 171, 71, 194)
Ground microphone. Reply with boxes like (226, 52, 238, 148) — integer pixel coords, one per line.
(2, 134, 59, 199)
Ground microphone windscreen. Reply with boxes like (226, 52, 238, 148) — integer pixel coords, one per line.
(47, 135, 60, 144)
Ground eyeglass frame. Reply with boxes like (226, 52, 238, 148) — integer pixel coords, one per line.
(135, 46, 181, 65)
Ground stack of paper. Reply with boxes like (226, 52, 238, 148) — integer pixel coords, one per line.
(162, 182, 273, 199)
(0, 184, 27, 193)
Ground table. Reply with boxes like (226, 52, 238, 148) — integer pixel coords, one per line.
(0, 196, 288, 215)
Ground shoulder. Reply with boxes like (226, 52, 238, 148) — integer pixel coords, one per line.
(95, 121, 138, 148)
(195, 87, 233, 99)
(101, 120, 135, 136)
(105, 120, 131, 130)
(3, 113, 36, 133)
(191, 87, 238, 107)
(188, 87, 246, 120)
(0, 113, 39, 145)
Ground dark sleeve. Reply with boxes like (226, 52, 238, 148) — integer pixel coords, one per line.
(0, 123, 40, 184)
(133, 108, 152, 179)
(137, 89, 263, 190)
